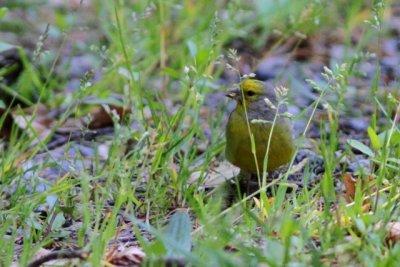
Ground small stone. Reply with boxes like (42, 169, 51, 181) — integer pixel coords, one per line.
(255, 56, 288, 81)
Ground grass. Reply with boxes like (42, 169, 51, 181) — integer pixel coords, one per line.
(1, 0, 400, 266)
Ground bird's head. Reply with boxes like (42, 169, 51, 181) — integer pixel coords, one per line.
(226, 78, 266, 104)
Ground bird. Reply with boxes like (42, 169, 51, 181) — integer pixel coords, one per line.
(225, 78, 295, 181)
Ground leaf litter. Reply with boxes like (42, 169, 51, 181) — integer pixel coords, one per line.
(0, 1, 399, 266)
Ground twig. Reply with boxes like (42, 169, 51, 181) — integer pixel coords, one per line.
(27, 250, 89, 267)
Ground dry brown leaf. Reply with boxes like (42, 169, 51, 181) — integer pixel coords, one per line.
(387, 222, 400, 245)
(343, 173, 356, 203)
(7, 103, 130, 140)
(86, 105, 128, 129)
(106, 245, 146, 267)
(361, 202, 371, 213)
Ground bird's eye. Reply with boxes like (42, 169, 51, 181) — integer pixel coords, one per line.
(246, 90, 255, 96)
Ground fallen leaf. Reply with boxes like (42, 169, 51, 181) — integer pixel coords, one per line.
(343, 173, 356, 202)
(361, 202, 371, 213)
(86, 105, 128, 129)
(106, 245, 146, 266)
(387, 222, 400, 245)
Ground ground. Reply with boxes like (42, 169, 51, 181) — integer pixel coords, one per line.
(0, 1, 400, 266)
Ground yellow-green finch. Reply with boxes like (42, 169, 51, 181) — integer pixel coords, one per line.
(225, 78, 295, 176)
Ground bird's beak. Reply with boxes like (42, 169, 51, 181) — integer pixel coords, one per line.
(225, 89, 241, 100)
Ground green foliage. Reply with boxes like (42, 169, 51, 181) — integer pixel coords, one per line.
(0, 0, 399, 266)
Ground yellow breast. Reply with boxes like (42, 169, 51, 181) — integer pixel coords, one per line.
(225, 109, 294, 174)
